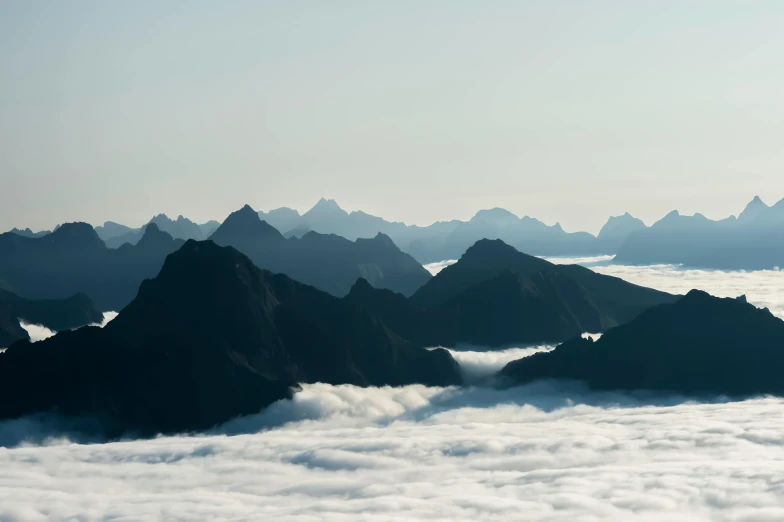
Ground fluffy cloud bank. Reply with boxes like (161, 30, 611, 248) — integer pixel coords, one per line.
(2, 379, 784, 521)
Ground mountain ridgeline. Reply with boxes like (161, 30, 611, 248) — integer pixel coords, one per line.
(348, 239, 677, 347)
(500, 290, 784, 396)
(208, 205, 432, 297)
(0, 223, 184, 310)
(0, 241, 460, 436)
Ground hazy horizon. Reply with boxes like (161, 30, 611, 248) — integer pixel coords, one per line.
(3, 1, 784, 233)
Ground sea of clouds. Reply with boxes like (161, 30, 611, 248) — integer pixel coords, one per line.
(3, 378, 784, 521)
(2, 263, 784, 520)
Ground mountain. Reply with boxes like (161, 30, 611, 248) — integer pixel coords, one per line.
(0, 290, 102, 347)
(255, 199, 610, 263)
(210, 205, 431, 297)
(6, 227, 51, 239)
(198, 220, 221, 238)
(349, 239, 676, 347)
(500, 290, 784, 396)
(0, 240, 461, 437)
(614, 196, 784, 269)
(596, 213, 647, 251)
(96, 215, 219, 248)
(0, 223, 183, 310)
(0, 289, 102, 331)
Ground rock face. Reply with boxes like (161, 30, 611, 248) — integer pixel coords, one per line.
(614, 196, 784, 269)
(349, 239, 676, 347)
(209, 205, 432, 297)
(0, 241, 461, 436)
(500, 290, 784, 396)
(0, 223, 184, 310)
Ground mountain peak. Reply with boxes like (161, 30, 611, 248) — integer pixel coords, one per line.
(304, 198, 347, 218)
(738, 195, 770, 222)
(471, 208, 520, 226)
(209, 205, 284, 244)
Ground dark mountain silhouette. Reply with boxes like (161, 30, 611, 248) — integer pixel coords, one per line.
(5, 227, 51, 239)
(614, 196, 784, 269)
(96, 215, 217, 248)
(596, 213, 647, 252)
(210, 205, 431, 297)
(0, 289, 102, 331)
(0, 223, 183, 310)
(0, 240, 461, 437)
(348, 239, 676, 347)
(500, 290, 784, 396)
(0, 290, 102, 346)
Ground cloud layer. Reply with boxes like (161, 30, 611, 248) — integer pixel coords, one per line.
(2, 379, 784, 521)
(17, 311, 119, 344)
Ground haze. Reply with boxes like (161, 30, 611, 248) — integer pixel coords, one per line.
(2, 1, 784, 232)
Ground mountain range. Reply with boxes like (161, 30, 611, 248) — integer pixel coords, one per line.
(0, 223, 185, 310)
(0, 240, 460, 436)
(94, 215, 221, 248)
(613, 196, 784, 269)
(349, 238, 676, 347)
(209, 205, 432, 297)
(500, 290, 784, 396)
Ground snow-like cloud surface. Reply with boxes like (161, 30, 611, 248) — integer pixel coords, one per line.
(2, 383, 784, 521)
(593, 264, 784, 319)
(423, 259, 458, 275)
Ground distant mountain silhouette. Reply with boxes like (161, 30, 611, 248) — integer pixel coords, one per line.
(257, 199, 616, 263)
(0, 223, 184, 310)
(614, 196, 784, 269)
(210, 205, 431, 297)
(0, 289, 102, 346)
(596, 213, 647, 252)
(0, 240, 461, 436)
(500, 290, 784, 396)
(348, 239, 676, 347)
(5, 228, 51, 239)
(96, 215, 217, 248)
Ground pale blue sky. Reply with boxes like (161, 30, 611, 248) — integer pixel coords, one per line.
(2, 1, 783, 233)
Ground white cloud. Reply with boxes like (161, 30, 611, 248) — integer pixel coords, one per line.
(423, 259, 458, 276)
(543, 254, 615, 266)
(16, 311, 119, 344)
(18, 321, 56, 342)
(592, 265, 784, 319)
(2, 379, 784, 521)
(442, 344, 554, 383)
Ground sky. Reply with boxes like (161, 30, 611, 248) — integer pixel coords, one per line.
(2, 1, 784, 234)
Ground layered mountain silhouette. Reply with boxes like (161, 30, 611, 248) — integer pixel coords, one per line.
(500, 290, 784, 396)
(0, 290, 102, 347)
(95, 214, 216, 248)
(614, 196, 784, 269)
(347, 239, 676, 347)
(0, 241, 461, 436)
(0, 223, 184, 310)
(256, 199, 634, 263)
(209, 205, 431, 297)
(5, 227, 51, 239)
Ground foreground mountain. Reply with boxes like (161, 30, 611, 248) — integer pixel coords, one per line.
(210, 205, 431, 297)
(349, 239, 676, 347)
(500, 290, 784, 396)
(0, 290, 101, 347)
(0, 241, 460, 436)
(0, 223, 183, 310)
(614, 196, 784, 269)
